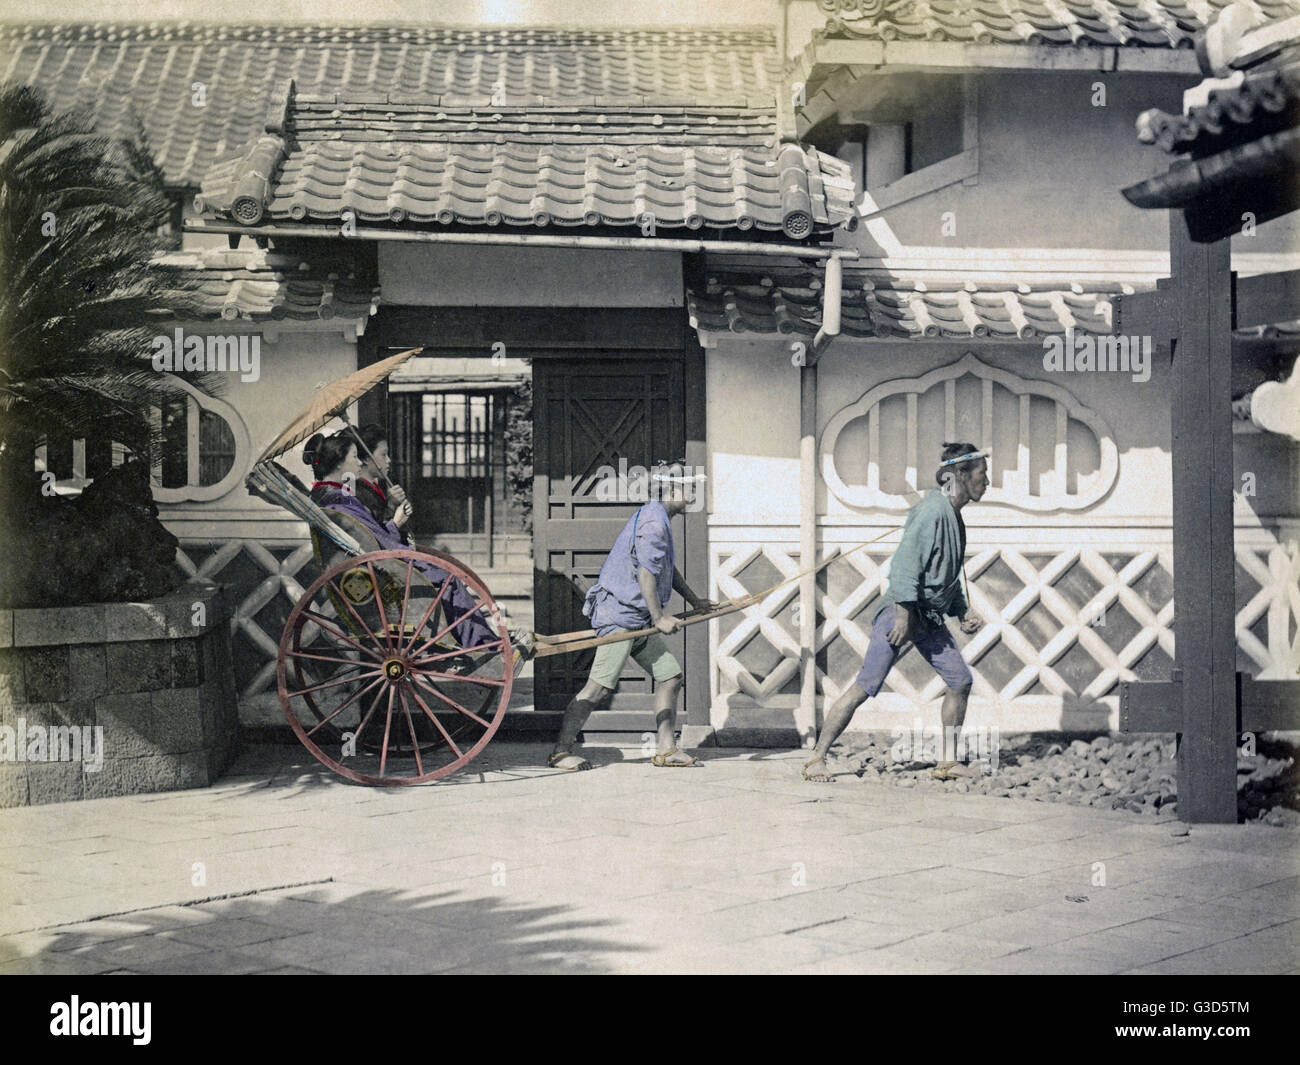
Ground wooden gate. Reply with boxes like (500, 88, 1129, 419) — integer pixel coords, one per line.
(533, 357, 687, 723)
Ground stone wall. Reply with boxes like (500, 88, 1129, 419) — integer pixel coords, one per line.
(0, 581, 239, 806)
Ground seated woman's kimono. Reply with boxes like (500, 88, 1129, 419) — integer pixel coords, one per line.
(310, 483, 496, 650)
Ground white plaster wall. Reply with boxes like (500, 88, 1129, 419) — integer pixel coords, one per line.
(379, 244, 683, 307)
(706, 337, 802, 526)
(705, 334, 1300, 733)
(816, 341, 1173, 524)
(157, 325, 360, 543)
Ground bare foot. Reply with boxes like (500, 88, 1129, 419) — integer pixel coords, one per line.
(802, 756, 835, 783)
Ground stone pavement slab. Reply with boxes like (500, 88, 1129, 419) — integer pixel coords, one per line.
(0, 742, 1296, 974)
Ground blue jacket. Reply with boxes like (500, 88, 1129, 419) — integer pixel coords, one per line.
(876, 489, 968, 631)
(582, 501, 675, 636)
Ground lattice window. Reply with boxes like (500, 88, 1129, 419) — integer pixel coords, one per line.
(36, 376, 250, 502)
(820, 352, 1119, 512)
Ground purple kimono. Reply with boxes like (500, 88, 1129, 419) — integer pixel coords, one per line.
(312, 487, 496, 650)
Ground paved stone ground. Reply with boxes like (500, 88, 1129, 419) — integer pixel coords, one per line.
(1, 743, 1298, 975)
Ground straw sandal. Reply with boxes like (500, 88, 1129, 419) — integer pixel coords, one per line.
(651, 748, 699, 767)
(801, 757, 835, 783)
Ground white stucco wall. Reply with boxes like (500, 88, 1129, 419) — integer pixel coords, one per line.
(705, 334, 1300, 735)
(378, 244, 683, 307)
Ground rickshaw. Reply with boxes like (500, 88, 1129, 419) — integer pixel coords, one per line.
(245, 348, 527, 786)
(246, 348, 880, 786)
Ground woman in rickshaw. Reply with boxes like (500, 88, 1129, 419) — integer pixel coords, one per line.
(303, 429, 498, 652)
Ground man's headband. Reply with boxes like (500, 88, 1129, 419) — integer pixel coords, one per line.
(938, 449, 989, 468)
(652, 471, 708, 484)
(651, 460, 707, 485)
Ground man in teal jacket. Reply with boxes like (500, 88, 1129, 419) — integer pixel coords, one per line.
(803, 442, 989, 783)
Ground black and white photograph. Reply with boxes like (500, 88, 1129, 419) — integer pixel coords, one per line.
(0, 0, 1297, 1002)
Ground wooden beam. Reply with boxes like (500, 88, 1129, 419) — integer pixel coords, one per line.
(797, 65, 873, 137)
(880, 41, 1199, 74)
(1170, 213, 1237, 823)
(1118, 677, 1181, 733)
(1235, 268, 1300, 330)
(962, 74, 980, 187)
(1113, 286, 1176, 338)
(1117, 675, 1300, 734)
(1240, 677, 1300, 732)
(859, 148, 980, 219)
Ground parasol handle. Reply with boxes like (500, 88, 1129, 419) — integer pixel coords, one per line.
(338, 413, 395, 493)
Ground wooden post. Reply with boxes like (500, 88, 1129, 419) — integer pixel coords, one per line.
(1170, 213, 1238, 823)
(683, 336, 710, 730)
(798, 358, 818, 748)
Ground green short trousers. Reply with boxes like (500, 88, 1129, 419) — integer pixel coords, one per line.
(588, 631, 682, 690)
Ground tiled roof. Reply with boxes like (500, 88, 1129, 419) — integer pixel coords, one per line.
(687, 260, 1300, 338)
(1122, 38, 1300, 232)
(687, 264, 1122, 339)
(152, 247, 378, 322)
(1135, 52, 1300, 154)
(814, 0, 1300, 47)
(0, 22, 781, 188)
(195, 84, 858, 236)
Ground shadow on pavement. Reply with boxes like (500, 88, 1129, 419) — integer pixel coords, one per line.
(6, 884, 646, 975)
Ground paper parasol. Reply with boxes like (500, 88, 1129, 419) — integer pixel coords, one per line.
(255, 347, 422, 463)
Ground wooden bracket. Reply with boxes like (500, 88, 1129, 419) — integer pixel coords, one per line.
(1118, 670, 1300, 733)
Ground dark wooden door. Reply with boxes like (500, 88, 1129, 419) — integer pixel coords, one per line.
(534, 357, 686, 723)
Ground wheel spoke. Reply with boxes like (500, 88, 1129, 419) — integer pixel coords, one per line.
(405, 682, 465, 759)
(411, 672, 492, 729)
(305, 675, 387, 738)
(413, 670, 506, 688)
(399, 578, 452, 658)
(367, 561, 394, 653)
(286, 648, 371, 669)
(408, 600, 500, 662)
(412, 639, 505, 668)
(397, 688, 425, 778)
(286, 667, 385, 699)
(352, 681, 389, 749)
(328, 576, 387, 652)
(398, 560, 415, 643)
(378, 685, 396, 777)
(301, 609, 385, 660)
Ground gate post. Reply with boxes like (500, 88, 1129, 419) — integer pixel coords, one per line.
(1170, 214, 1237, 823)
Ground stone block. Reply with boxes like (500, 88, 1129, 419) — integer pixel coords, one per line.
(105, 639, 172, 693)
(150, 687, 205, 749)
(22, 699, 97, 730)
(173, 748, 211, 789)
(13, 604, 106, 647)
(83, 750, 210, 800)
(82, 755, 171, 800)
(0, 763, 29, 807)
(67, 644, 108, 700)
(0, 648, 24, 709)
(25, 759, 86, 804)
(0, 610, 12, 649)
(105, 601, 170, 641)
(23, 646, 70, 702)
(172, 639, 201, 688)
(95, 690, 202, 759)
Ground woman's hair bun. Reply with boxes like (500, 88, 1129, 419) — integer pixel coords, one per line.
(302, 433, 325, 468)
